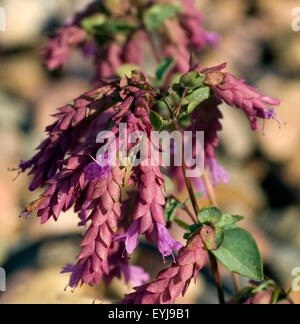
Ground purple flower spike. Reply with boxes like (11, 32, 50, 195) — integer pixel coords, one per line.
(157, 223, 183, 263)
(114, 219, 140, 255)
(202, 63, 281, 131)
(121, 235, 208, 304)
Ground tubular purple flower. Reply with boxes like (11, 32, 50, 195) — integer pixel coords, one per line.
(114, 219, 140, 255)
(157, 223, 184, 263)
(207, 157, 229, 186)
(121, 264, 150, 286)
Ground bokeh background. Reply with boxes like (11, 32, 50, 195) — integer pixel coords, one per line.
(0, 0, 299, 304)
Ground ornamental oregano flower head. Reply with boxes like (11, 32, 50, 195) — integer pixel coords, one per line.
(18, 0, 291, 305)
(19, 63, 284, 302)
(121, 234, 208, 304)
(41, 0, 218, 82)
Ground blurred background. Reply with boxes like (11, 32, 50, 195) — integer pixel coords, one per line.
(0, 0, 299, 304)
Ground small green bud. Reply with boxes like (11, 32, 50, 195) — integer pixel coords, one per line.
(180, 71, 206, 89)
(200, 226, 217, 250)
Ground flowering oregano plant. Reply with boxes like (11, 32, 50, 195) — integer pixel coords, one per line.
(17, 0, 292, 304)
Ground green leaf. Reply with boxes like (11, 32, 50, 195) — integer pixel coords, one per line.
(186, 87, 210, 114)
(156, 58, 175, 80)
(150, 110, 164, 131)
(174, 218, 190, 230)
(184, 223, 202, 240)
(215, 227, 225, 249)
(212, 228, 264, 281)
(180, 71, 206, 90)
(197, 207, 222, 225)
(94, 19, 138, 35)
(143, 3, 182, 31)
(164, 198, 183, 223)
(117, 64, 141, 78)
(152, 58, 176, 87)
(81, 14, 107, 34)
(215, 214, 244, 231)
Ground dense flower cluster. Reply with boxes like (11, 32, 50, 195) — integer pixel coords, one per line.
(121, 234, 208, 304)
(202, 63, 282, 131)
(163, 0, 219, 73)
(41, 0, 218, 82)
(20, 72, 181, 288)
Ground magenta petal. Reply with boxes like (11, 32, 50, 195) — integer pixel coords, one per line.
(121, 264, 150, 286)
(156, 223, 183, 261)
(114, 219, 140, 255)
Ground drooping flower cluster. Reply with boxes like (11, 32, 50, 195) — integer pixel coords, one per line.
(202, 63, 282, 131)
(20, 71, 181, 288)
(116, 164, 183, 262)
(121, 234, 208, 304)
(183, 63, 281, 191)
(41, 0, 219, 82)
(163, 0, 219, 73)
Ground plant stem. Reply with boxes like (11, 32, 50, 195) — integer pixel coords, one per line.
(202, 169, 241, 294)
(173, 89, 225, 304)
(209, 252, 226, 304)
(175, 88, 187, 119)
(181, 161, 200, 216)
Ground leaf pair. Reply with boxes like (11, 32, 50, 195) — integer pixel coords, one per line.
(187, 207, 264, 282)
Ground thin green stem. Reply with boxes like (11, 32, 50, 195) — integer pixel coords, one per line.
(175, 88, 187, 119)
(203, 169, 241, 294)
(172, 89, 225, 304)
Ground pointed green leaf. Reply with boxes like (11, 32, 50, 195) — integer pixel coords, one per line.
(215, 213, 244, 230)
(197, 207, 222, 225)
(93, 19, 138, 35)
(156, 58, 175, 80)
(150, 110, 164, 131)
(212, 228, 264, 281)
(164, 198, 183, 222)
(180, 71, 206, 90)
(186, 87, 210, 114)
(184, 223, 202, 240)
(152, 58, 176, 87)
(81, 14, 106, 34)
(215, 227, 225, 249)
(174, 218, 190, 230)
(143, 3, 182, 31)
